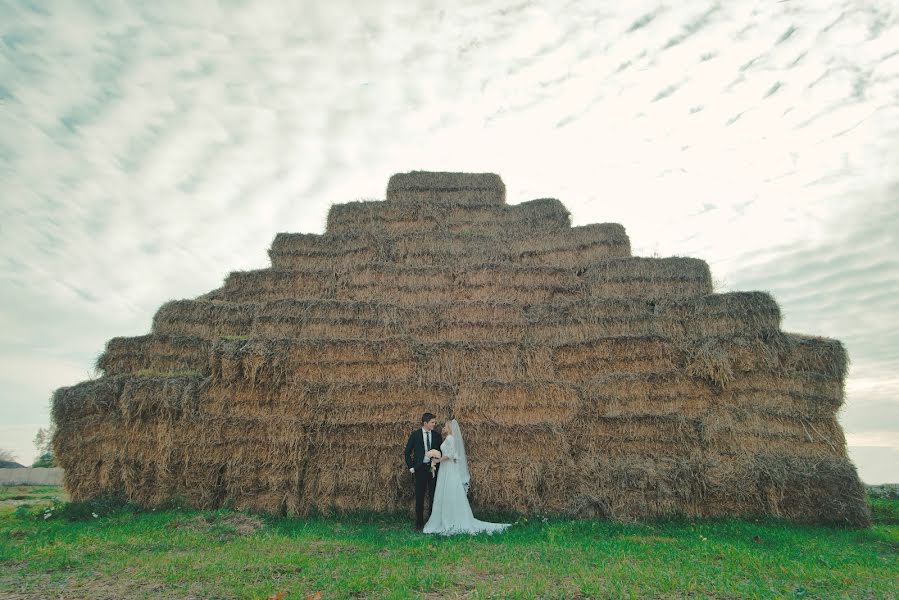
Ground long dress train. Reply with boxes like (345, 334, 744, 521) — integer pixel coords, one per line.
(422, 435, 509, 536)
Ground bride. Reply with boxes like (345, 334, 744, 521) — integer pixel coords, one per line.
(423, 419, 510, 536)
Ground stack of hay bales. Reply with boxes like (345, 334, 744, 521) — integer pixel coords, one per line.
(52, 171, 870, 525)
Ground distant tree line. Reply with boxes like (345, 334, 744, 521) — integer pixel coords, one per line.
(0, 427, 58, 469)
(32, 425, 56, 468)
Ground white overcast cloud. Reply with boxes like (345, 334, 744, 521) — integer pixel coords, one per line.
(1, 0, 897, 481)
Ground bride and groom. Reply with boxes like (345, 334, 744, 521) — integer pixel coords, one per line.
(403, 413, 509, 535)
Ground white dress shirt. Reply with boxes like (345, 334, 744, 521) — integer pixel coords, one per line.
(421, 428, 432, 466)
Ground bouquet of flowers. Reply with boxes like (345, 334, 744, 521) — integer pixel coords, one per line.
(426, 449, 442, 477)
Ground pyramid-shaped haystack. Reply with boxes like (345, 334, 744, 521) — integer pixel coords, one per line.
(52, 172, 870, 525)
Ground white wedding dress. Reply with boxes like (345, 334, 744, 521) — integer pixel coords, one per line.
(423, 421, 510, 536)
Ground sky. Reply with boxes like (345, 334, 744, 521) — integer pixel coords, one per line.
(1, 0, 897, 482)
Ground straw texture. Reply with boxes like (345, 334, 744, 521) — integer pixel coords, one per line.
(52, 171, 869, 526)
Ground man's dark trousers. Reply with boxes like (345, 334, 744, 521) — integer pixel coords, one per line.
(414, 465, 437, 529)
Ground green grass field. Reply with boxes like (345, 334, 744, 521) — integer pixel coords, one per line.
(1, 486, 896, 599)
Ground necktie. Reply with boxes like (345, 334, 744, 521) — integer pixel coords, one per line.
(426, 431, 431, 452)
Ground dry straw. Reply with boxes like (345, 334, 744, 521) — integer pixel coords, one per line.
(386, 171, 506, 205)
(53, 171, 869, 526)
(268, 223, 631, 270)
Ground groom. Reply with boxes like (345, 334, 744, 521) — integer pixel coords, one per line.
(404, 412, 443, 530)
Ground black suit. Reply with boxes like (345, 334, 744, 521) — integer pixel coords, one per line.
(404, 428, 443, 529)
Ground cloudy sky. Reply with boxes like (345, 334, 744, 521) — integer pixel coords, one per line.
(1, 0, 896, 482)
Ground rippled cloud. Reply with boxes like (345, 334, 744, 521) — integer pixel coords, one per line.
(1, 0, 896, 479)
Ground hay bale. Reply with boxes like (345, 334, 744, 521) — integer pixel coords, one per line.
(50, 171, 867, 525)
(153, 300, 257, 338)
(268, 223, 631, 270)
(584, 257, 713, 299)
(326, 197, 570, 236)
(703, 454, 870, 526)
(511, 223, 632, 266)
(96, 335, 210, 376)
(386, 171, 506, 204)
(52, 377, 126, 424)
(455, 381, 580, 426)
(222, 260, 711, 305)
